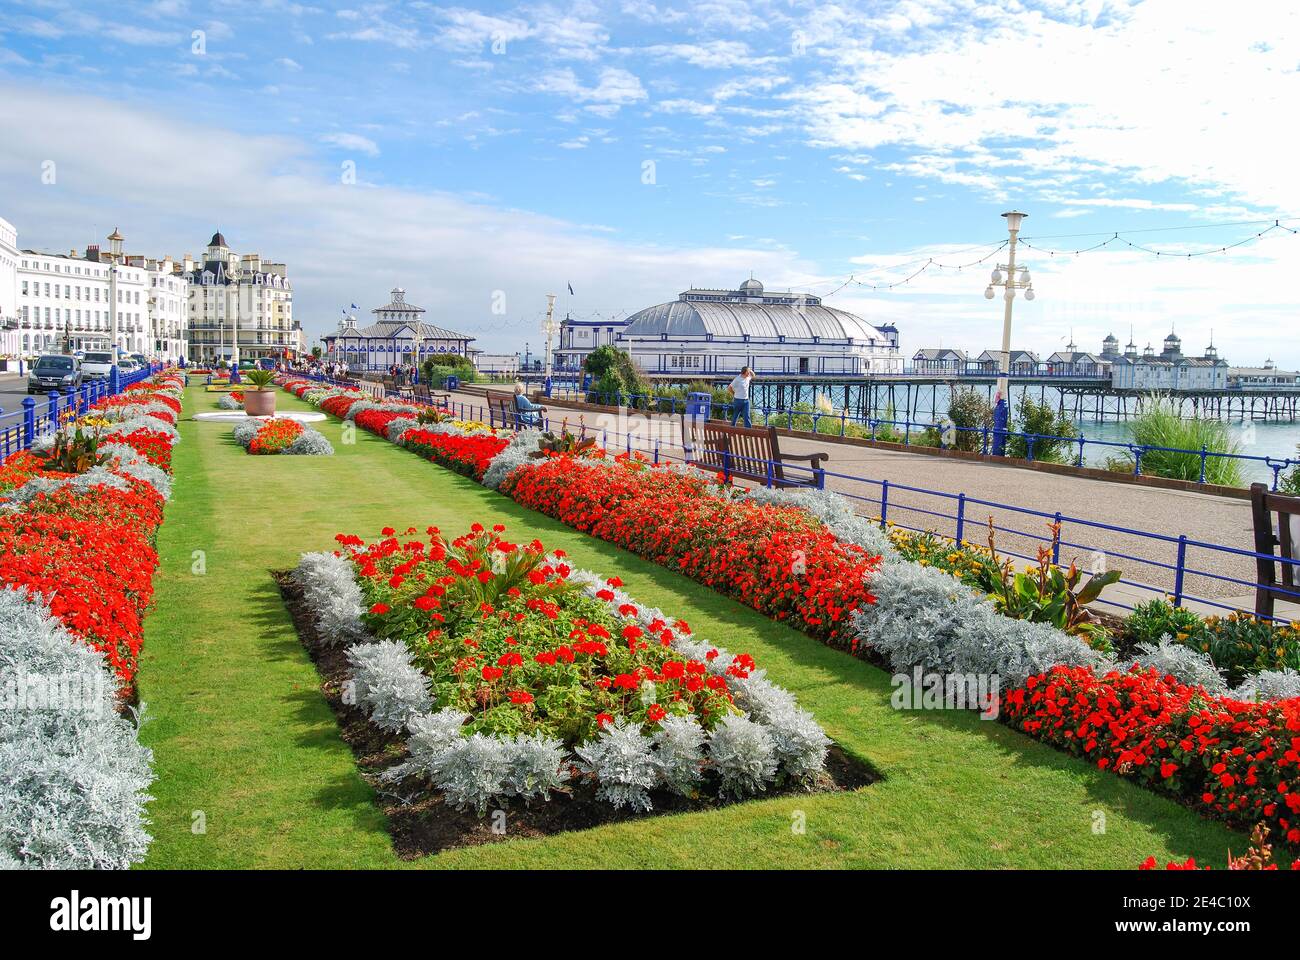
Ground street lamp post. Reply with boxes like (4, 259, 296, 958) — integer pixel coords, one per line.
(983, 210, 1036, 455)
(542, 294, 557, 395)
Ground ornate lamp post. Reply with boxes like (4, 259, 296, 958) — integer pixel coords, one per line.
(983, 210, 1036, 455)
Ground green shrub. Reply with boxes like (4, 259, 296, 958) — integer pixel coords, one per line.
(1193, 613, 1300, 686)
(1107, 394, 1244, 486)
(1121, 601, 1300, 686)
(946, 389, 992, 452)
(582, 346, 650, 406)
(1281, 445, 1300, 494)
(1123, 599, 1204, 648)
(1004, 395, 1077, 462)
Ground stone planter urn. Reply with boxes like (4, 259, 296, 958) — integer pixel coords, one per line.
(243, 389, 276, 416)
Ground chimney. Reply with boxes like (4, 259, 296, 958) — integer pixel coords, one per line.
(86, 244, 101, 262)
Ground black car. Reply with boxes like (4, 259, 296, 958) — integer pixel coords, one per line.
(27, 354, 83, 394)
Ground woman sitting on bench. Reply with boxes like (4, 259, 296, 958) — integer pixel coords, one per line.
(512, 383, 547, 426)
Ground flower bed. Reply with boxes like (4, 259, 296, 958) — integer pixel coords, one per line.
(402, 429, 509, 480)
(1004, 666, 1300, 845)
(281, 371, 1300, 851)
(232, 417, 334, 456)
(0, 369, 185, 868)
(504, 456, 879, 644)
(290, 522, 845, 826)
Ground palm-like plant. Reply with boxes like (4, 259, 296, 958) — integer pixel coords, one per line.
(244, 369, 276, 391)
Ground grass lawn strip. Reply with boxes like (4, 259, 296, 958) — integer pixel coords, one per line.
(138, 384, 1247, 869)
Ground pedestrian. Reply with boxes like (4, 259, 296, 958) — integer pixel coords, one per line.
(728, 366, 754, 428)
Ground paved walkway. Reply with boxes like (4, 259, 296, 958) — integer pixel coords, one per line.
(444, 389, 1272, 614)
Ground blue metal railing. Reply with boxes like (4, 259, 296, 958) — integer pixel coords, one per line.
(565, 390, 1299, 490)
(0, 364, 163, 459)
(280, 369, 1300, 625)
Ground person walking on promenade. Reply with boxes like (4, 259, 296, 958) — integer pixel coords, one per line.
(728, 366, 754, 428)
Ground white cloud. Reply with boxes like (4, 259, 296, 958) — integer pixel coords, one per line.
(0, 84, 812, 353)
(534, 66, 647, 108)
(641, 40, 773, 69)
(784, 0, 1300, 213)
(275, 57, 303, 70)
(319, 132, 380, 156)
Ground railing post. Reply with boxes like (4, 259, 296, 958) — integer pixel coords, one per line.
(21, 397, 35, 450)
(1133, 446, 1143, 477)
(1172, 535, 1188, 607)
(1026, 435, 1036, 462)
(879, 479, 890, 529)
(1198, 445, 1208, 484)
(1051, 512, 1062, 565)
(48, 389, 60, 427)
(955, 493, 966, 545)
(1076, 436, 1085, 468)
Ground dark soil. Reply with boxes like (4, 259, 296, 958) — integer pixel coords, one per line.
(274, 570, 876, 859)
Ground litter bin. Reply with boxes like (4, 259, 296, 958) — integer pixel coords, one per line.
(445, 375, 460, 391)
(685, 391, 712, 420)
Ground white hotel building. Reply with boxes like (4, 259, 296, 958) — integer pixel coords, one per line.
(183, 232, 300, 363)
(0, 216, 18, 358)
(2, 220, 188, 361)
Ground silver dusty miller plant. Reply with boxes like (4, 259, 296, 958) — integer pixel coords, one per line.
(345, 640, 434, 733)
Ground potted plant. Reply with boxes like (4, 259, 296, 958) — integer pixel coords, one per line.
(242, 369, 278, 416)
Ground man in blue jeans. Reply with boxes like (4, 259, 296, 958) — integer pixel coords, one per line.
(728, 366, 754, 427)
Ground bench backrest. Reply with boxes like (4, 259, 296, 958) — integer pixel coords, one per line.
(1250, 483, 1300, 617)
(682, 418, 783, 482)
(485, 390, 518, 429)
(357, 380, 386, 400)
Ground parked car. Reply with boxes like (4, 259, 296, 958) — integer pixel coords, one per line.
(27, 354, 83, 394)
(117, 358, 140, 374)
(81, 351, 115, 381)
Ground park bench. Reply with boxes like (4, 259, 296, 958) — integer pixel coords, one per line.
(486, 389, 521, 429)
(356, 380, 386, 401)
(680, 417, 828, 489)
(412, 383, 452, 407)
(1250, 483, 1300, 618)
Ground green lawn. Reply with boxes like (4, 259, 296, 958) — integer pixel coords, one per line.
(137, 385, 1248, 869)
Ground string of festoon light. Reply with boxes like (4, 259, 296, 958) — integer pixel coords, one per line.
(813, 216, 1300, 295)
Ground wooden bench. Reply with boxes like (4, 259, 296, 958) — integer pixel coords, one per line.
(412, 383, 452, 407)
(486, 389, 521, 429)
(1250, 483, 1300, 618)
(356, 379, 386, 401)
(681, 417, 828, 489)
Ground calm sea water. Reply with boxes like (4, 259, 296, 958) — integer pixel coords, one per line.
(777, 383, 1300, 486)
(1071, 419, 1300, 485)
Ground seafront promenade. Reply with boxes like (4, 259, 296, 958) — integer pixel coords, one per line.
(448, 387, 1287, 620)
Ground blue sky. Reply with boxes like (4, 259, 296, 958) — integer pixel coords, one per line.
(1, 0, 1297, 364)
